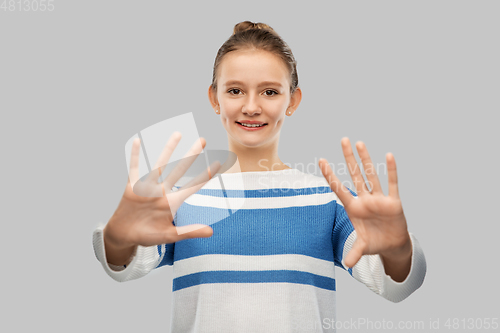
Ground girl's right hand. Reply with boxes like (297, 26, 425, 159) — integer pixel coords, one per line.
(103, 132, 221, 260)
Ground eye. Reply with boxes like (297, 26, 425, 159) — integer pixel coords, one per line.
(228, 88, 241, 95)
(264, 90, 278, 96)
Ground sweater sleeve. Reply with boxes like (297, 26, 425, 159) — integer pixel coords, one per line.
(332, 202, 427, 303)
(92, 224, 175, 282)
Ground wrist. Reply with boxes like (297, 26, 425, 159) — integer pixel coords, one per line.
(103, 222, 137, 266)
(380, 232, 412, 263)
(104, 217, 134, 250)
(379, 233, 413, 282)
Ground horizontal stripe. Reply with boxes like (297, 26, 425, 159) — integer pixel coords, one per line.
(174, 169, 346, 209)
(183, 191, 339, 210)
(173, 254, 336, 279)
(173, 203, 337, 262)
(172, 270, 336, 292)
(195, 186, 333, 198)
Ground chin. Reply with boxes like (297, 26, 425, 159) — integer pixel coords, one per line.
(238, 140, 266, 148)
(231, 136, 267, 148)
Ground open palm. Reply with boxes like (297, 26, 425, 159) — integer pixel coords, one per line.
(319, 138, 411, 269)
(104, 132, 221, 252)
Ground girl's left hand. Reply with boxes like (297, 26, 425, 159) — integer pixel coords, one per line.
(319, 138, 412, 271)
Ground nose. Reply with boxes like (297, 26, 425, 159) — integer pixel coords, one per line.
(242, 93, 261, 116)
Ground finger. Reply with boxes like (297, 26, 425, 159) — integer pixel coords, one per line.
(128, 138, 141, 188)
(152, 131, 182, 173)
(166, 161, 222, 215)
(162, 137, 207, 190)
(176, 160, 222, 192)
(341, 137, 369, 194)
(318, 158, 354, 207)
(344, 239, 365, 268)
(355, 141, 382, 194)
(386, 152, 399, 198)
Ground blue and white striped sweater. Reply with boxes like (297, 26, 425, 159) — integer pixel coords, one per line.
(93, 168, 426, 333)
(158, 185, 354, 282)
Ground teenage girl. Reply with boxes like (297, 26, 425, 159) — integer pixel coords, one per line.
(94, 21, 426, 332)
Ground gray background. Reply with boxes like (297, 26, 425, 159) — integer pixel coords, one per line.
(1, 0, 498, 332)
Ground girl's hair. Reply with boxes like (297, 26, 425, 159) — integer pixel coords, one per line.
(211, 21, 299, 94)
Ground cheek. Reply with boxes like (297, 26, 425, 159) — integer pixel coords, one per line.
(270, 100, 289, 118)
(270, 96, 289, 109)
(221, 99, 241, 111)
(220, 112, 233, 126)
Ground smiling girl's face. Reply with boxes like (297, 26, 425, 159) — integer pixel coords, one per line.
(209, 48, 301, 151)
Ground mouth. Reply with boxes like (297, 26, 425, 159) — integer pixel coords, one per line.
(235, 121, 268, 130)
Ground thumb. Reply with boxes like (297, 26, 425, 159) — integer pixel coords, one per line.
(175, 224, 214, 240)
(344, 239, 365, 268)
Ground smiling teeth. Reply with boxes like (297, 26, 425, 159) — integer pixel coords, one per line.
(240, 123, 264, 127)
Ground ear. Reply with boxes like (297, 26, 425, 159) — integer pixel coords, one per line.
(208, 85, 219, 111)
(286, 87, 302, 115)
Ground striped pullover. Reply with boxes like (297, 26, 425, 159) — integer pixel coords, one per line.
(93, 168, 426, 333)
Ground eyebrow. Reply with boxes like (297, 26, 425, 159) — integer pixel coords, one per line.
(222, 80, 283, 88)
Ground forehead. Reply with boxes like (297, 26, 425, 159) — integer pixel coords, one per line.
(218, 49, 290, 87)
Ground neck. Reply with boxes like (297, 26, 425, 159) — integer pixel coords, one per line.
(223, 138, 290, 173)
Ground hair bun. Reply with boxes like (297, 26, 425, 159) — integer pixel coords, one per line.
(233, 21, 276, 35)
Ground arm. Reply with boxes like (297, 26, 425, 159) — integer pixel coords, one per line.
(93, 224, 174, 282)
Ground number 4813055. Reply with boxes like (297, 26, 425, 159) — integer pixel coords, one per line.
(444, 318, 498, 330)
(1, 0, 55, 11)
